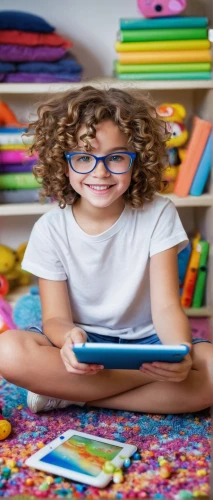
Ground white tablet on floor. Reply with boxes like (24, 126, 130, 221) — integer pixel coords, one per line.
(25, 430, 137, 488)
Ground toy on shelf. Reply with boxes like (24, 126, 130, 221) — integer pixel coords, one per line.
(0, 101, 20, 126)
(0, 408, 12, 440)
(0, 101, 27, 129)
(0, 242, 31, 295)
(13, 286, 42, 330)
(137, 0, 187, 18)
(157, 103, 188, 193)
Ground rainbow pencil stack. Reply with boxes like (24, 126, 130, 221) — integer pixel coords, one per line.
(114, 16, 212, 80)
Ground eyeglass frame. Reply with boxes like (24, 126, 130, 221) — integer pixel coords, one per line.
(64, 151, 137, 175)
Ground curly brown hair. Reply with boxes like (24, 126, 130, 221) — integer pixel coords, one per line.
(27, 85, 168, 209)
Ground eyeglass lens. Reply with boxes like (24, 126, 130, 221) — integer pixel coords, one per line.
(70, 153, 131, 173)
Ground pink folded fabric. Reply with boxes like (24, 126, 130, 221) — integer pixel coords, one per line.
(0, 44, 66, 61)
(0, 150, 37, 164)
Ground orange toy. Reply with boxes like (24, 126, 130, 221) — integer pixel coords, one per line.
(0, 101, 19, 126)
(0, 101, 27, 128)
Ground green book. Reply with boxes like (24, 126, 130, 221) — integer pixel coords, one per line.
(0, 173, 40, 190)
(116, 72, 212, 81)
(118, 28, 208, 43)
(192, 241, 209, 308)
(115, 62, 211, 74)
(120, 17, 208, 30)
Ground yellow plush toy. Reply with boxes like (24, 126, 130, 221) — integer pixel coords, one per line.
(0, 242, 31, 294)
(157, 103, 188, 193)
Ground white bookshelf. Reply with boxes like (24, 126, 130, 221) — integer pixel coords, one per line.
(1, 81, 213, 323)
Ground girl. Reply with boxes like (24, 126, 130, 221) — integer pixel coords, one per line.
(0, 86, 212, 414)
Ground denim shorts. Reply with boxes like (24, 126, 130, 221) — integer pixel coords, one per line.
(28, 326, 211, 347)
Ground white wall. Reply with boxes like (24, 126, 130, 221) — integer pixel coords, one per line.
(0, 0, 210, 78)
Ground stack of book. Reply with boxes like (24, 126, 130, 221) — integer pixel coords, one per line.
(0, 127, 40, 204)
(178, 235, 209, 308)
(172, 116, 212, 197)
(114, 16, 212, 81)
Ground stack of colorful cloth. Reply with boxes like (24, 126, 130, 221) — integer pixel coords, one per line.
(114, 16, 212, 81)
(0, 10, 83, 83)
(0, 126, 40, 204)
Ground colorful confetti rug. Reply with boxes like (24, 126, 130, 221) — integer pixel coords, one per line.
(0, 378, 211, 499)
(0, 320, 211, 499)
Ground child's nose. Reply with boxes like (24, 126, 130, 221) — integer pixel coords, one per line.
(93, 159, 110, 176)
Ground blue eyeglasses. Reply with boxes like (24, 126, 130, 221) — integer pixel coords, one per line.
(64, 152, 136, 175)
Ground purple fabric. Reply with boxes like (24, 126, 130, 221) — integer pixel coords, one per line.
(0, 150, 37, 164)
(5, 72, 82, 83)
(0, 73, 5, 81)
(0, 161, 35, 173)
(0, 44, 66, 62)
(17, 55, 82, 73)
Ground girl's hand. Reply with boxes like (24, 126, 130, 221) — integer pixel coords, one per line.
(60, 326, 104, 375)
(139, 343, 192, 382)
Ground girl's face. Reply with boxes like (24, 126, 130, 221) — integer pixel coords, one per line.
(66, 120, 134, 210)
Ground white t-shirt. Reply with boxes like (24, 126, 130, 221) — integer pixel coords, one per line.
(22, 194, 188, 339)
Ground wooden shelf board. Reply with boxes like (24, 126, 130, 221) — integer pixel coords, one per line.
(184, 307, 213, 317)
(166, 193, 213, 207)
(0, 203, 55, 216)
(0, 78, 213, 94)
(1, 194, 213, 216)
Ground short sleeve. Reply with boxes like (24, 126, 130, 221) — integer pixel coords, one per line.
(149, 200, 188, 257)
(22, 218, 67, 280)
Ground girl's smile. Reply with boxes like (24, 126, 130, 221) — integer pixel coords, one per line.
(83, 183, 115, 194)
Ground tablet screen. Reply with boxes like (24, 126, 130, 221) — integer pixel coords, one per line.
(40, 435, 123, 477)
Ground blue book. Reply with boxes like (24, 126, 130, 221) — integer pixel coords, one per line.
(120, 17, 208, 31)
(0, 127, 27, 133)
(178, 242, 192, 296)
(117, 72, 212, 81)
(190, 133, 212, 196)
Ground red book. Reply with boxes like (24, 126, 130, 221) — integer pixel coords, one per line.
(173, 116, 212, 197)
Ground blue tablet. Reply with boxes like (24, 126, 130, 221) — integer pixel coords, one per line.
(72, 343, 189, 370)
